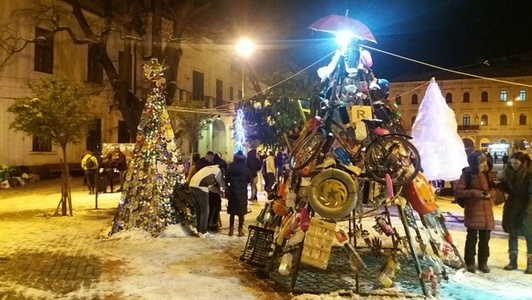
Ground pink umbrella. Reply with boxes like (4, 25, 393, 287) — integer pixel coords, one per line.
(308, 15, 377, 43)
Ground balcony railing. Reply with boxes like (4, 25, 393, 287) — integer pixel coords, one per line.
(457, 125, 480, 131)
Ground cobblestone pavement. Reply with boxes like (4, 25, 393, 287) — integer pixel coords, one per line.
(0, 178, 118, 299)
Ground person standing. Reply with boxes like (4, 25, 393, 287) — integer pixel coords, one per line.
(226, 151, 251, 237)
(115, 148, 128, 192)
(493, 153, 498, 164)
(208, 153, 227, 232)
(102, 152, 116, 193)
(189, 164, 225, 238)
(497, 152, 532, 274)
(246, 148, 261, 202)
(502, 153, 509, 168)
(265, 151, 276, 193)
(81, 151, 99, 195)
(454, 150, 496, 273)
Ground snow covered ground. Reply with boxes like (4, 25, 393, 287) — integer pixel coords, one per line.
(1, 176, 531, 300)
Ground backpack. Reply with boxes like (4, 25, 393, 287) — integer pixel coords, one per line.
(85, 156, 95, 169)
(455, 172, 471, 208)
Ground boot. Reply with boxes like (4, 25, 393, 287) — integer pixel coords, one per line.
(228, 227, 234, 237)
(466, 264, 476, 273)
(238, 227, 245, 237)
(504, 251, 518, 270)
(525, 253, 532, 274)
(477, 263, 490, 273)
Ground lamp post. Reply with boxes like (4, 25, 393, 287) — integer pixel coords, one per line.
(236, 38, 254, 99)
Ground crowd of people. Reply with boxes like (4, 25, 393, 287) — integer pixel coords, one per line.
(185, 148, 287, 238)
(80, 148, 128, 195)
(454, 150, 532, 275)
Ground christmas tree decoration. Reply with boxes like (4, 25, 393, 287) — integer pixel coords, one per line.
(234, 108, 246, 153)
(109, 58, 185, 237)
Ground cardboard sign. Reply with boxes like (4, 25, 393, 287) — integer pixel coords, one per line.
(350, 105, 372, 123)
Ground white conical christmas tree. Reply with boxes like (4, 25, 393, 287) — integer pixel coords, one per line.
(411, 78, 468, 181)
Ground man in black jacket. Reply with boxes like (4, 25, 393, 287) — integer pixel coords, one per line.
(246, 148, 262, 201)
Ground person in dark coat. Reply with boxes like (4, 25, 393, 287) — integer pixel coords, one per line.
(227, 151, 251, 236)
(102, 152, 116, 193)
(246, 148, 261, 201)
(208, 153, 227, 232)
(454, 150, 496, 273)
(497, 152, 532, 273)
(502, 153, 509, 168)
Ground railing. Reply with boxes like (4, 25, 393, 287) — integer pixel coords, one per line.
(457, 125, 480, 131)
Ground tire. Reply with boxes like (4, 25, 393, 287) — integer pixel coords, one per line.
(307, 168, 358, 219)
(288, 128, 325, 172)
(365, 135, 421, 186)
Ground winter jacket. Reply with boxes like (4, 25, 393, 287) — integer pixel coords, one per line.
(454, 167, 495, 230)
(246, 149, 262, 178)
(226, 161, 251, 216)
(497, 169, 532, 237)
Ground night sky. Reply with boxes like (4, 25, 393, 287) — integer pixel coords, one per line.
(214, 0, 532, 80)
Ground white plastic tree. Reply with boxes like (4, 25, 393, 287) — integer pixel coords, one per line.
(411, 78, 468, 181)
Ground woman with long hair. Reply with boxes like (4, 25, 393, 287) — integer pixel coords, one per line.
(497, 152, 532, 274)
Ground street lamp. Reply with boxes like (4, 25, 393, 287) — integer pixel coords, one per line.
(236, 38, 254, 99)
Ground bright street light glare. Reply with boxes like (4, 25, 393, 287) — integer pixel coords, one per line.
(507, 101, 514, 107)
(236, 38, 254, 58)
(335, 30, 353, 47)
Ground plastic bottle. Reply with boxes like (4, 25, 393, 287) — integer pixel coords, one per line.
(278, 253, 293, 275)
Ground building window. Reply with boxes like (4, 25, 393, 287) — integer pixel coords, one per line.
(86, 118, 101, 152)
(519, 114, 527, 125)
(34, 27, 53, 74)
(229, 87, 234, 101)
(411, 94, 418, 105)
(463, 92, 470, 103)
(463, 114, 470, 125)
(215, 79, 223, 107)
(500, 91, 507, 102)
(480, 114, 488, 126)
(192, 71, 204, 101)
(500, 114, 508, 126)
(411, 115, 416, 126)
(445, 93, 452, 103)
(395, 96, 402, 105)
(518, 90, 527, 101)
(87, 44, 103, 83)
(481, 91, 488, 102)
(32, 136, 52, 152)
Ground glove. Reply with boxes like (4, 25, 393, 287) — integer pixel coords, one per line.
(481, 191, 491, 199)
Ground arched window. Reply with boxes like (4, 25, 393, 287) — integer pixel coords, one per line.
(445, 93, 452, 103)
(519, 114, 527, 125)
(395, 96, 402, 105)
(518, 90, 527, 101)
(500, 114, 508, 125)
(480, 115, 488, 126)
(481, 91, 488, 102)
(463, 92, 470, 103)
(411, 94, 418, 105)
(411, 115, 416, 126)
(500, 90, 507, 102)
(463, 114, 470, 125)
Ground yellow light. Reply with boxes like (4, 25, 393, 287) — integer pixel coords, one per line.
(236, 38, 254, 59)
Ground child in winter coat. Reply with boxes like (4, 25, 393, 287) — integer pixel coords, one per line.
(454, 150, 496, 273)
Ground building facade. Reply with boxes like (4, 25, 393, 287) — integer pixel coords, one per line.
(0, 1, 241, 172)
(390, 64, 532, 157)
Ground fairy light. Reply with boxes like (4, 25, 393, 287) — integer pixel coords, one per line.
(234, 108, 246, 153)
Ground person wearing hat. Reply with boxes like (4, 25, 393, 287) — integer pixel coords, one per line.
(226, 151, 251, 237)
(496, 152, 532, 274)
(454, 150, 496, 273)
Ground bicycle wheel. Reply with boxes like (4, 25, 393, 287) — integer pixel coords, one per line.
(364, 135, 420, 186)
(288, 128, 325, 172)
